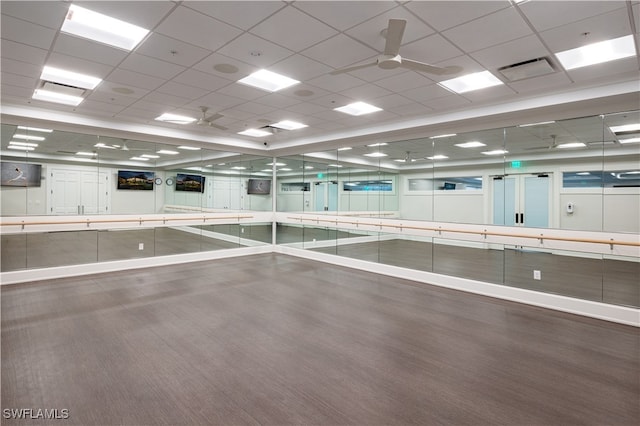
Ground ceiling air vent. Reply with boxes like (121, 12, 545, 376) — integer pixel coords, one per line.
(498, 57, 555, 82)
(41, 81, 86, 98)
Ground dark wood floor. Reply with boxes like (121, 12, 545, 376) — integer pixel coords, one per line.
(2, 254, 638, 425)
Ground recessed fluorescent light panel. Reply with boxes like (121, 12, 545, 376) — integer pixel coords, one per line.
(231, 166, 246, 170)
(17, 126, 53, 133)
(157, 150, 179, 155)
(41, 66, 101, 90)
(518, 121, 555, 127)
(267, 162, 286, 166)
(427, 155, 449, 160)
(7, 146, 35, 151)
(237, 69, 299, 92)
(363, 152, 387, 157)
(13, 134, 45, 141)
(141, 154, 160, 159)
(177, 146, 201, 151)
(76, 151, 94, 156)
(610, 124, 640, 133)
(270, 120, 307, 130)
(334, 102, 382, 116)
(61, 4, 150, 51)
(32, 89, 84, 106)
(619, 137, 640, 144)
(130, 157, 149, 161)
(430, 134, 457, 139)
(9, 141, 38, 147)
(555, 35, 636, 70)
(238, 129, 271, 137)
(367, 142, 388, 147)
(481, 149, 508, 155)
(557, 142, 586, 149)
(155, 113, 196, 124)
(328, 164, 342, 168)
(337, 147, 352, 151)
(455, 141, 486, 148)
(439, 70, 503, 94)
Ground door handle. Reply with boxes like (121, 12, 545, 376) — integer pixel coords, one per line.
(82, 205, 85, 214)
(520, 213, 524, 224)
(78, 205, 81, 215)
(515, 213, 519, 224)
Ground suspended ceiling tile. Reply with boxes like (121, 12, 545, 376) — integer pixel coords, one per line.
(172, 69, 232, 91)
(217, 83, 269, 102)
(250, 6, 338, 52)
(0, 58, 42, 79)
(120, 53, 186, 80)
(507, 72, 572, 95)
(283, 101, 325, 115)
(155, 6, 243, 51)
(76, 99, 127, 114)
(400, 34, 466, 68)
(307, 72, 367, 93)
(156, 81, 208, 100)
(53, 34, 128, 67)
(400, 83, 452, 103)
(374, 71, 433, 93)
(293, 1, 397, 31)
(405, 1, 510, 32)
(419, 94, 472, 111)
(0, 72, 37, 90)
(85, 91, 139, 107)
(192, 53, 254, 80)
(0, 0, 68, 29)
(0, 39, 48, 66)
(255, 93, 303, 109)
(370, 93, 416, 109)
(301, 34, 378, 69)
(443, 7, 532, 53)
(143, 91, 191, 109)
(46, 52, 114, 79)
(186, 92, 244, 110)
(217, 33, 294, 68)
(564, 57, 639, 83)
(107, 69, 166, 91)
(470, 34, 551, 70)
(135, 33, 213, 68)
(458, 83, 517, 103)
(184, 1, 285, 31)
(72, 0, 175, 30)
(277, 83, 331, 101)
(270, 54, 334, 82)
(341, 83, 393, 101)
(519, 0, 628, 32)
(0, 14, 56, 50)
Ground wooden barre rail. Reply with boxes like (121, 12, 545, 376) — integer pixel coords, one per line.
(0, 215, 255, 228)
(286, 216, 640, 248)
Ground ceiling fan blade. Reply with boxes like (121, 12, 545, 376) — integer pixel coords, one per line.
(400, 59, 462, 75)
(205, 112, 223, 122)
(330, 61, 377, 75)
(209, 123, 228, 131)
(383, 19, 406, 56)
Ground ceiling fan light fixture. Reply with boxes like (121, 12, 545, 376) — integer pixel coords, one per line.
(237, 69, 299, 92)
(439, 70, 503, 94)
(334, 102, 382, 116)
(61, 4, 149, 51)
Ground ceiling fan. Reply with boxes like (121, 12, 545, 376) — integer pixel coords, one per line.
(330, 19, 463, 76)
(196, 106, 227, 130)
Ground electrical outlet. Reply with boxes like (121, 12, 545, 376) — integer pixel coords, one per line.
(533, 270, 541, 280)
(138, 243, 144, 251)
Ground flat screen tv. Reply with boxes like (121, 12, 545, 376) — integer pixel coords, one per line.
(1, 162, 42, 187)
(176, 173, 205, 192)
(247, 178, 271, 194)
(117, 170, 154, 190)
(443, 182, 456, 190)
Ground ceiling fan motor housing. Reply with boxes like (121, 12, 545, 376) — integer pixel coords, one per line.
(378, 55, 402, 69)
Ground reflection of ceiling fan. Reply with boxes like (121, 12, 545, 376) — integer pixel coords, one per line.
(525, 134, 558, 151)
(196, 106, 227, 130)
(331, 19, 463, 76)
(393, 151, 426, 163)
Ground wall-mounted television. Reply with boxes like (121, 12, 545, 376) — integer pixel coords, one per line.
(443, 182, 456, 190)
(176, 173, 205, 192)
(247, 178, 271, 194)
(1, 162, 42, 187)
(117, 170, 155, 190)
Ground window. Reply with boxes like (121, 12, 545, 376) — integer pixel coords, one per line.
(343, 180, 392, 191)
(563, 171, 640, 188)
(281, 182, 310, 192)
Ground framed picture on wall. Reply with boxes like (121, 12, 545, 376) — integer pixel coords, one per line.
(1, 162, 42, 187)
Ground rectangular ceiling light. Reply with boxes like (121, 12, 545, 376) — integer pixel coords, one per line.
(610, 123, 640, 133)
(363, 152, 387, 157)
(238, 128, 271, 137)
(337, 147, 352, 151)
(237, 69, 299, 92)
(557, 142, 586, 149)
(32, 89, 84, 106)
(518, 121, 555, 127)
(9, 141, 38, 147)
(13, 134, 45, 141)
(177, 145, 201, 151)
(367, 142, 387, 147)
(155, 113, 196, 124)
(270, 120, 308, 130)
(141, 154, 160, 158)
(41, 66, 101, 90)
(7, 145, 35, 151)
(157, 150, 179, 155)
(439, 70, 503, 94)
(555, 35, 636, 70)
(430, 134, 457, 139)
(334, 101, 382, 116)
(130, 157, 149, 161)
(328, 164, 342, 168)
(455, 141, 486, 148)
(76, 151, 95, 156)
(427, 155, 449, 160)
(619, 137, 640, 144)
(481, 149, 508, 155)
(61, 4, 149, 51)
(267, 162, 286, 166)
(17, 126, 53, 133)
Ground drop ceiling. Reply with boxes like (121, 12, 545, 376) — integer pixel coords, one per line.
(1, 0, 639, 168)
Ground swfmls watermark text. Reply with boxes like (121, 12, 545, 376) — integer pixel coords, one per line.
(3, 408, 69, 420)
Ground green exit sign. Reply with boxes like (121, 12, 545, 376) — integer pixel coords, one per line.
(511, 160, 522, 169)
(317, 173, 324, 179)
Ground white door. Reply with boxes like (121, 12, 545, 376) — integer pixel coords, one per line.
(493, 174, 551, 227)
(50, 169, 110, 215)
(314, 181, 338, 211)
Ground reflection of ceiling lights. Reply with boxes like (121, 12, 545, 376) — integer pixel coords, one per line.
(328, 164, 342, 167)
(279, 168, 292, 171)
(364, 152, 387, 157)
(61, 4, 149, 51)
(141, 154, 160, 159)
(555, 35, 635, 70)
(367, 142, 387, 147)
(439, 70, 503, 94)
(610, 124, 640, 133)
(430, 134, 456, 139)
(238, 128, 271, 137)
(270, 120, 307, 130)
(304, 166, 314, 169)
(518, 121, 555, 127)
(178, 145, 200, 150)
(427, 155, 449, 160)
(619, 137, 640, 144)
(76, 151, 94, 156)
(13, 134, 45, 141)
(455, 141, 486, 148)
(231, 166, 246, 170)
(32, 89, 84, 106)
(334, 101, 382, 116)
(17, 126, 52, 133)
(9, 141, 38, 147)
(557, 142, 586, 149)
(130, 157, 149, 161)
(155, 113, 196, 124)
(481, 149, 508, 155)
(7, 145, 35, 151)
(41, 66, 101, 90)
(266, 162, 286, 166)
(157, 150, 179, 155)
(237, 69, 299, 92)
(337, 147, 352, 151)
